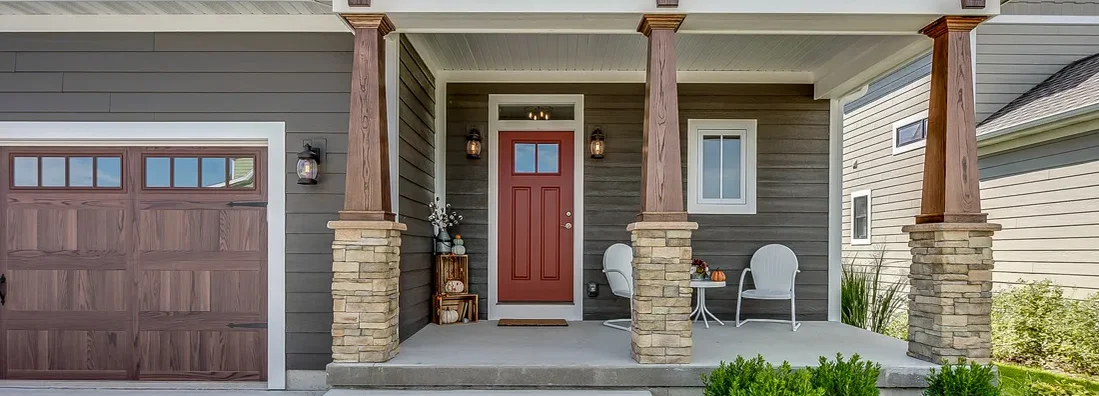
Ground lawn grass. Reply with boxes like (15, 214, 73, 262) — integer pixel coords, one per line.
(996, 363, 1099, 394)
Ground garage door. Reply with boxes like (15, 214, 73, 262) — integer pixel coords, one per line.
(0, 147, 267, 381)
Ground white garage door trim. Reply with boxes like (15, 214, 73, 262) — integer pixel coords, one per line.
(0, 121, 288, 390)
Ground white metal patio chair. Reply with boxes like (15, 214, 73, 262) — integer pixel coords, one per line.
(736, 243, 802, 331)
(602, 243, 634, 331)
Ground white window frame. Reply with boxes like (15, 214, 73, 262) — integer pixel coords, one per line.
(686, 119, 757, 215)
(891, 110, 929, 154)
(850, 189, 872, 246)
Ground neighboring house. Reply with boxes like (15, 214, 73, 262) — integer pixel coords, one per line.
(0, 0, 1003, 393)
(843, 0, 1099, 299)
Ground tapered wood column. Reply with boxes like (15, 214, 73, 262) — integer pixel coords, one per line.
(637, 14, 687, 223)
(341, 14, 395, 221)
(917, 16, 989, 224)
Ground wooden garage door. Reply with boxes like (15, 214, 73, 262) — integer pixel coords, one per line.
(0, 147, 267, 381)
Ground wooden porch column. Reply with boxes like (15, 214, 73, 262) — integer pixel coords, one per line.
(638, 14, 687, 223)
(628, 14, 696, 365)
(341, 14, 395, 221)
(917, 16, 988, 225)
(903, 15, 1001, 365)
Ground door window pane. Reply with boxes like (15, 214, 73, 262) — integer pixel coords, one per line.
(13, 157, 38, 187)
(536, 143, 559, 173)
(721, 137, 742, 199)
(173, 157, 199, 187)
(514, 144, 537, 173)
(69, 157, 94, 187)
(229, 157, 255, 188)
(145, 157, 171, 187)
(96, 157, 122, 187)
(202, 157, 228, 188)
(701, 136, 722, 199)
(41, 157, 66, 187)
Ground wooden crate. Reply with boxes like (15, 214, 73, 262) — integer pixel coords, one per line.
(434, 254, 469, 295)
(432, 293, 478, 325)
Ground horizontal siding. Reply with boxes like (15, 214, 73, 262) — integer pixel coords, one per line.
(974, 23, 1099, 123)
(841, 75, 930, 285)
(980, 130, 1099, 299)
(0, 32, 355, 370)
(396, 35, 436, 341)
(1002, 0, 1099, 15)
(446, 83, 830, 321)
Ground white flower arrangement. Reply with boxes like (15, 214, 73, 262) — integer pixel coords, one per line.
(427, 197, 463, 230)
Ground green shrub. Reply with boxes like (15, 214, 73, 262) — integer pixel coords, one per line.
(923, 358, 1000, 396)
(842, 248, 905, 335)
(702, 355, 825, 396)
(1020, 381, 1099, 396)
(992, 281, 1099, 376)
(808, 353, 881, 396)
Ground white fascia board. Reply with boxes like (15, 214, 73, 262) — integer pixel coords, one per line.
(442, 70, 814, 84)
(977, 103, 1099, 150)
(987, 15, 1099, 25)
(0, 14, 349, 32)
(814, 35, 930, 100)
(338, 0, 998, 16)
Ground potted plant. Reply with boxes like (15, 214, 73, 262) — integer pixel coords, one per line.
(427, 197, 463, 254)
(692, 258, 710, 280)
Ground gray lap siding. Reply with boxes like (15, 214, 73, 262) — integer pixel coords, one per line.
(446, 83, 830, 321)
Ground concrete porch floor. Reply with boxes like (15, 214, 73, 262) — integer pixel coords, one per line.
(327, 321, 935, 391)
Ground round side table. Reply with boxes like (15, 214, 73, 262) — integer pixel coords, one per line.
(690, 280, 726, 328)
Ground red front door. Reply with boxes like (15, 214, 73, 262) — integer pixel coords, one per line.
(498, 131, 575, 302)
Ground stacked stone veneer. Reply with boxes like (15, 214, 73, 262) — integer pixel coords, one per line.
(627, 221, 699, 364)
(902, 222, 1001, 364)
(328, 220, 407, 363)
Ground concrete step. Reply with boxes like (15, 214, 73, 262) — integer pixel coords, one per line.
(326, 391, 652, 396)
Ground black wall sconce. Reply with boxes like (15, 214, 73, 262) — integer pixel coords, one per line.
(466, 128, 483, 159)
(296, 143, 321, 185)
(589, 128, 606, 159)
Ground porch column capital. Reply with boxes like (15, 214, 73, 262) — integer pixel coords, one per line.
(341, 13, 396, 35)
(916, 14, 988, 224)
(919, 15, 987, 38)
(637, 14, 686, 36)
(340, 12, 395, 221)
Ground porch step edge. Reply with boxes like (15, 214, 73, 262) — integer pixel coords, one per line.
(325, 391, 652, 396)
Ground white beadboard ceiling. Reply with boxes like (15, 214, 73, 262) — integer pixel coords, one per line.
(408, 33, 887, 72)
(0, 1, 331, 15)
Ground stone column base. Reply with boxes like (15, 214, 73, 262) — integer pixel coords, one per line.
(627, 221, 699, 364)
(902, 222, 1001, 364)
(327, 220, 407, 363)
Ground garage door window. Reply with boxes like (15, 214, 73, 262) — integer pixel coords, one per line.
(10, 155, 123, 189)
(144, 155, 257, 189)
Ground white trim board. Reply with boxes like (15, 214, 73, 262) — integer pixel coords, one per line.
(486, 94, 585, 321)
(440, 70, 814, 84)
(827, 98, 843, 322)
(0, 14, 349, 32)
(387, 33, 401, 222)
(987, 15, 1099, 25)
(0, 121, 288, 390)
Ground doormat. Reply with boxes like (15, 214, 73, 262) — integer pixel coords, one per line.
(497, 319, 569, 326)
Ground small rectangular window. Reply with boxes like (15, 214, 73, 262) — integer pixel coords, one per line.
(10, 155, 124, 189)
(892, 111, 929, 154)
(687, 119, 757, 215)
(851, 190, 872, 245)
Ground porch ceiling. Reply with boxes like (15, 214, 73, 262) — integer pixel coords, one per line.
(409, 33, 887, 73)
(407, 32, 930, 99)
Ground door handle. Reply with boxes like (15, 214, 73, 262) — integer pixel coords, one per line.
(1, 274, 6, 306)
(562, 223, 573, 230)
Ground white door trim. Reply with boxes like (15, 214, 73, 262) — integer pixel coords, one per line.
(487, 94, 585, 321)
(0, 121, 288, 390)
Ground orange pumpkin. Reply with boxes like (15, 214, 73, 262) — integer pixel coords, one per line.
(710, 269, 727, 282)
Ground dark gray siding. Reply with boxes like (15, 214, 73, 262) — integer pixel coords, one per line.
(446, 83, 830, 320)
(396, 35, 436, 340)
(0, 32, 354, 370)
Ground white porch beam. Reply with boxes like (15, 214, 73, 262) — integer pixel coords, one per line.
(0, 14, 349, 32)
(813, 35, 930, 99)
(339, 0, 999, 16)
(441, 70, 814, 84)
